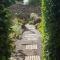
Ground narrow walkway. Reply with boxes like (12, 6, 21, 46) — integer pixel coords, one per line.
(10, 24, 42, 60)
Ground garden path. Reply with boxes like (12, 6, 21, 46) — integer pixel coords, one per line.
(10, 24, 42, 60)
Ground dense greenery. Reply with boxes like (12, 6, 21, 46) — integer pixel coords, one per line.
(10, 17, 23, 39)
(17, 0, 23, 2)
(0, 0, 16, 60)
(29, 0, 41, 5)
(41, 0, 60, 60)
(1, 0, 15, 7)
(16, 0, 41, 5)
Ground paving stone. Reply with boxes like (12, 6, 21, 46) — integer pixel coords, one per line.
(25, 56, 40, 60)
(26, 44, 37, 49)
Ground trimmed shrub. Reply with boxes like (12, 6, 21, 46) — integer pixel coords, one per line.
(0, 1, 15, 60)
(41, 0, 60, 60)
(0, 6, 14, 60)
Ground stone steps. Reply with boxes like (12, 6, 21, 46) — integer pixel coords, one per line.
(26, 44, 37, 49)
(15, 39, 38, 45)
(15, 44, 37, 49)
(11, 24, 41, 60)
(25, 56, 40, 60)
(12, 50, 38, 56)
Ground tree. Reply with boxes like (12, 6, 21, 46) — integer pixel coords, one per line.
(29, 0, 41, 5)
(0, 0, 15, 7)
(41, 0, 60, 60)
(17, 0, 23, 1)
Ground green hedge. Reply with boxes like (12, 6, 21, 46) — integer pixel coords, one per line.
(10, 17, 23, 39)
(0, 1, 15, 60)
(41, 0, 60, 60)
(0, 6, 13, 60)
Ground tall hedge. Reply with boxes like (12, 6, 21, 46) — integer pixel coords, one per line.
(41, 0, 60, 60)
(0, 0, 15, 60)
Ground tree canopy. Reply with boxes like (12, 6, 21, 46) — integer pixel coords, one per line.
(29, 0, 41, 5)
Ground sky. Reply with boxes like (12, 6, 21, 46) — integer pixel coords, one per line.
(23, 0, 29, 5)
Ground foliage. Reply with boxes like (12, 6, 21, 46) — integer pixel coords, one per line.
(0, 0, 16, 7)
(29, 0, 41, 5)
(0, 0, 16, 60)
(10, 17, 23, 39)
(0, 8, 13, 60)
(41, 0, 60, 60)
(17, 0, 23, 1)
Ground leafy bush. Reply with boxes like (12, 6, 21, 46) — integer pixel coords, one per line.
(10, 17, 23, 39)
